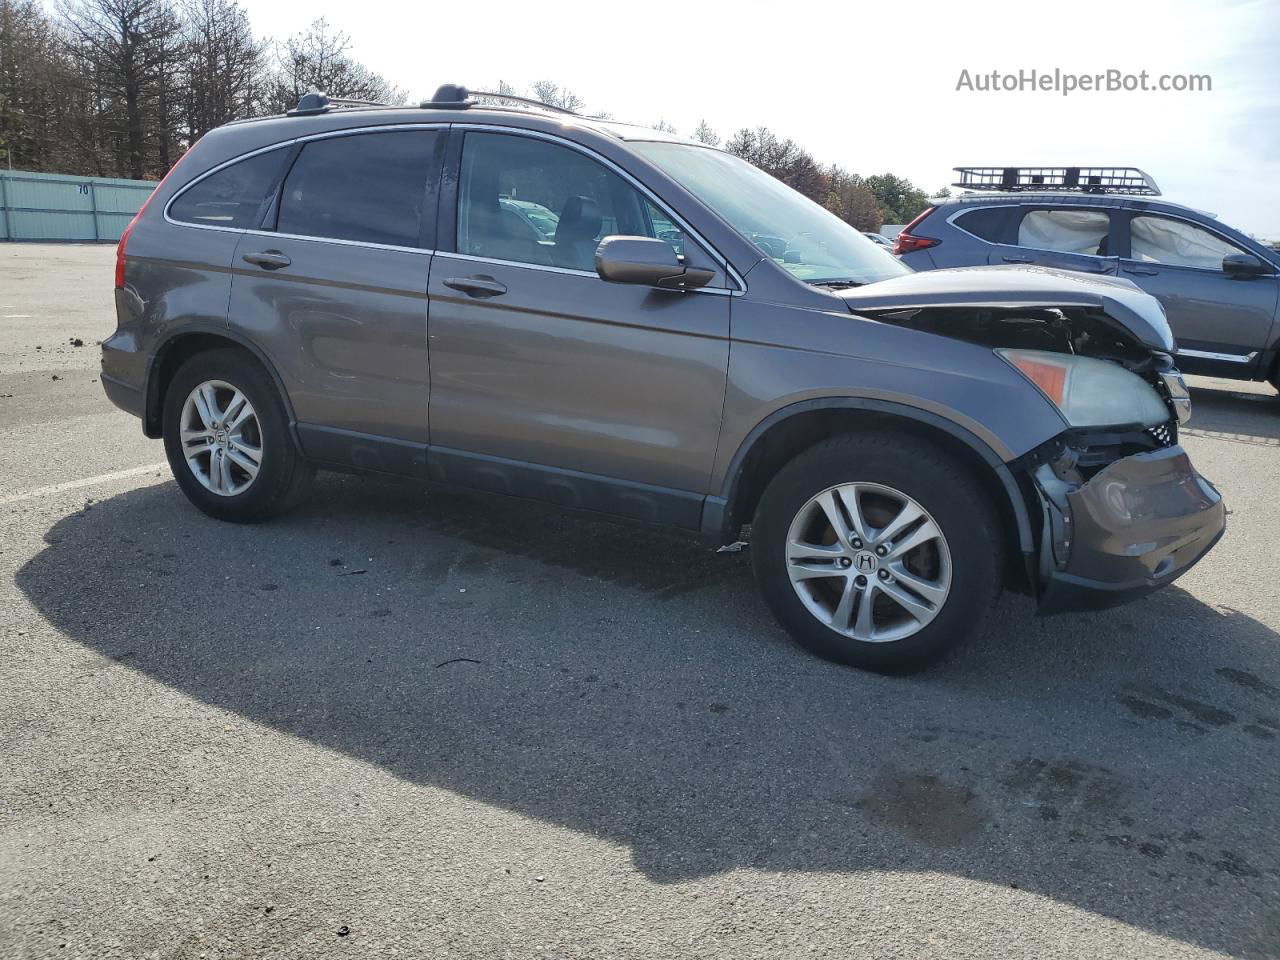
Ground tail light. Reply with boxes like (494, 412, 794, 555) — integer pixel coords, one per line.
(115, 147, 196, 289)
(114, 210, 144, 289)
(892, 207, 940, 256)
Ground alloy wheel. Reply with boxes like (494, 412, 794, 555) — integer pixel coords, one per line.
(179, 379, 263, 497)
(784, 482, 952, 642)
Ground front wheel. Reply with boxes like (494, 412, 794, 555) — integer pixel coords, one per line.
(751, 432, 1004, 672)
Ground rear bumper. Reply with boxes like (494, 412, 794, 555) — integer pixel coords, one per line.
(100, 291, 150, 423)
(100, 371, 145, 419)
(1035, 444, 1225, 614)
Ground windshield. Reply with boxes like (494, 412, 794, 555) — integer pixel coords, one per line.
(631, 141, 912, 286)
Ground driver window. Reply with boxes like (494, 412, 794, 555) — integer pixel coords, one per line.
(1131, 216, 1242, 269)
(457, 132, 694, 272)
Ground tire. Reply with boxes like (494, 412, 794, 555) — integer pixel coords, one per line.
(162, 348, 313, 522)
(751, 431, 1003, 673)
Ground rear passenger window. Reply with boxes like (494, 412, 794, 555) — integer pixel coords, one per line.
(169, 149, 285, 229)
(1018, 209, 1112, 256)
(954, 207, 1010, 243)
(276, 131, 438, 247)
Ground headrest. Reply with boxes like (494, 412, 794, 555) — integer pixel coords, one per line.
(556, 195, 602, 241)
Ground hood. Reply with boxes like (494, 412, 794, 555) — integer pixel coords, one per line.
(835, 265, 1175, 353)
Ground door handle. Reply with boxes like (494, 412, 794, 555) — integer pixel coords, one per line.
(1123, 266, 1159, 276)
(1001, 255, 1034, 263)
(444, 276, 507, 298)
(242, 250, 291, 270)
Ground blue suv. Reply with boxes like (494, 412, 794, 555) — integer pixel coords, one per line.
(895, 167, 1280, 390)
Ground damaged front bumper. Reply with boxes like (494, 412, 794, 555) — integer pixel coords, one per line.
(1030, 440, 1225, 614)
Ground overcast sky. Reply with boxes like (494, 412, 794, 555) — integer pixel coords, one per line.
(247, 0, 1280, 238)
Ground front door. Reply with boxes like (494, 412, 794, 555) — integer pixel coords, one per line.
(1118, 213, 1279, 377)
(228, 128, 445, 475)
(426, 129, 731, 528)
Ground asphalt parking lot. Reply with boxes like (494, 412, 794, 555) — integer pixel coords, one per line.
(2, 243, 1279, 959)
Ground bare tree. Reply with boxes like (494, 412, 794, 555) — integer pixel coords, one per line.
(472, 78, 519, 105)
(1, 0, 66, 169)
(2, 21, 934, 224)
(264, 17, 403, 113)
(180, 0, 264, 140)
(59, 0, 184, 179)
(650, 118, 677, 134)
(691, 119, 719, 146)
(530, 79, 583, 113)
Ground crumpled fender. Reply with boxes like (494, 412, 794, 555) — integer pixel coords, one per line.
(834, 265, 1174, 353)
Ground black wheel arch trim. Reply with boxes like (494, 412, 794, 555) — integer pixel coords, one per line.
(702, 396, 1035, 555)
(143, 322, 303, 453)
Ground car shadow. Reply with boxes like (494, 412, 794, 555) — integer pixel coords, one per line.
(1183, 381, 1280, 447)
(15, 475, 1280, 957)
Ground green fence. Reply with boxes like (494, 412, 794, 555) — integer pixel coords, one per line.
(0, 170, 156, 243)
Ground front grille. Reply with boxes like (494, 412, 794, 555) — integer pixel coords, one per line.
(1147, 420, 1177, 447)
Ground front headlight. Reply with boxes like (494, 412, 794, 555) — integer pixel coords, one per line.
(997, 348, 1170, 428)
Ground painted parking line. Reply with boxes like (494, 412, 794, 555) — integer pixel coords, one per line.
(1, 462, 168, 506)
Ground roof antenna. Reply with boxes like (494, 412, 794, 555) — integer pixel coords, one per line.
(288, 90, 331, 116)
(421, 84, 473, 109)
(287, 89, 389, 116)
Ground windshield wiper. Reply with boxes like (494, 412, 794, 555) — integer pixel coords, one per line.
(810, 279, 865, 289)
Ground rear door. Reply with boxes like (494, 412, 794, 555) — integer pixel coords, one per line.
(994, 205, 1120, 276)
(425, 128, 731, 527)
(1117, 212, 1279, 376)
(228, 127, 446, 476)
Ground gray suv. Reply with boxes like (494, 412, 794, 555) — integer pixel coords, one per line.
(896, 166, 1280, 388)
(101, 88, 1226, 671)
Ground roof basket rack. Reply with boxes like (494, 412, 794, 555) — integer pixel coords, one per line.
(953, 166, 1161, 196)
(287, 91, 388, 116)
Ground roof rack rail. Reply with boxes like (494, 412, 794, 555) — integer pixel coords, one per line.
(287, 91, 388, 116)
(467, 90, 579, 115)
(415, 84, 581, 115)
(953, 166, 1161, 196)
(285, 83, 586, 118)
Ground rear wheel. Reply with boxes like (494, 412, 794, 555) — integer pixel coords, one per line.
(162, 349, 313, 522)
(752, 431, 1003, 672)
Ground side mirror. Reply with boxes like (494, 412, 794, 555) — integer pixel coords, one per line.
(1223, 253, 1270, 278)
(594, 236, 715, 290)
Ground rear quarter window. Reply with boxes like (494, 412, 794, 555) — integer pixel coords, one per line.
(168, 149, 287, 229)
(953, 206, 1012, 243)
